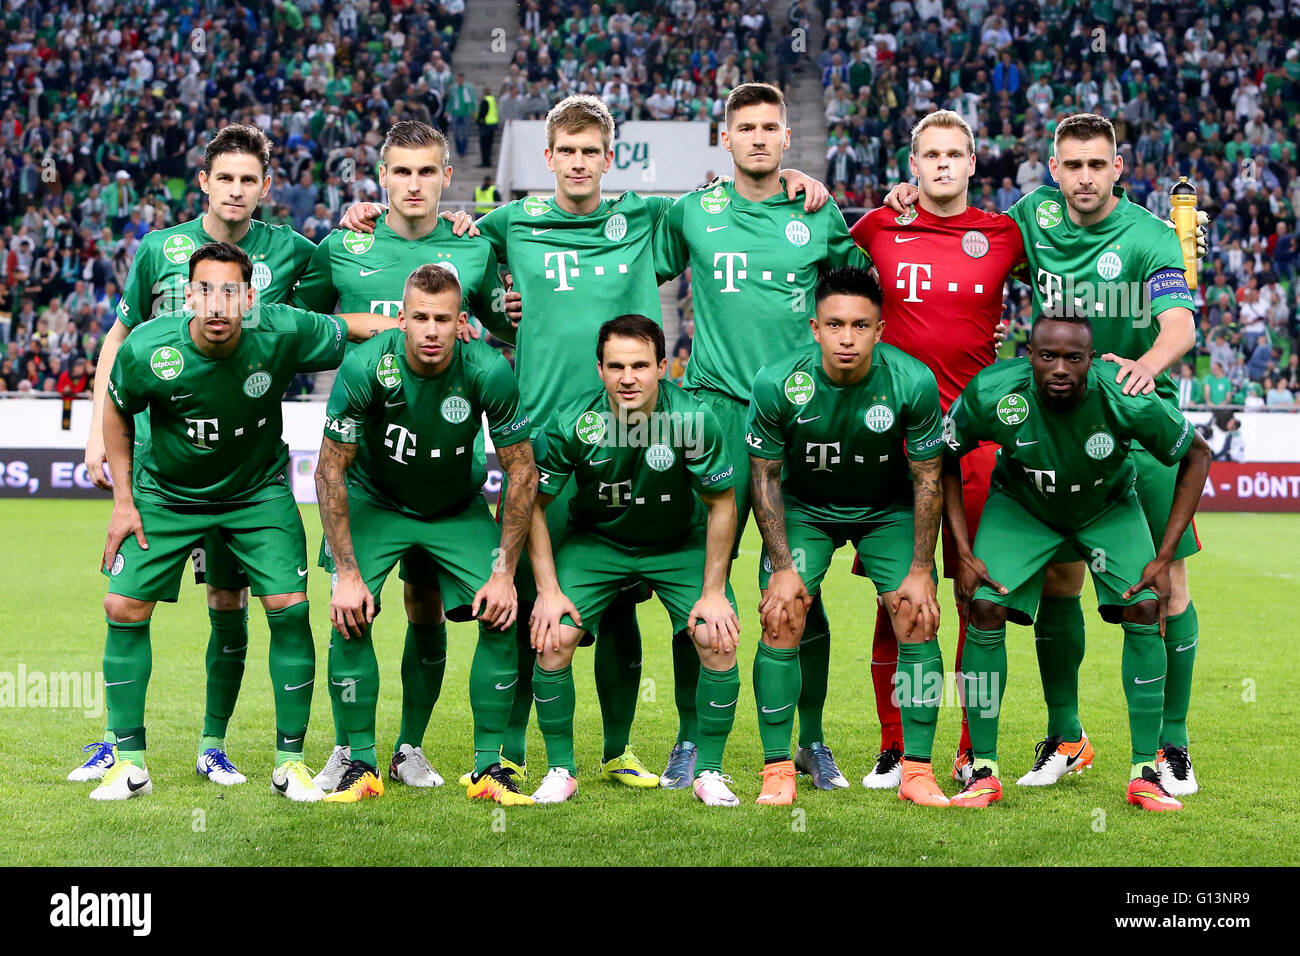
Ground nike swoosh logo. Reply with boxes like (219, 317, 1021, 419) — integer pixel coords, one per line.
(796, 415, 820, 424)
(359, 268, 383, 276)
(911, 698, 941, 706)
(894, 235, 920, 243)
(706, 225, 728, 232)
(385, 399, 405, 407)
(127, 776, 149, 792)
(760, 703, 794, 714)
(1064, 740, 1089, 766)
(116, 734, 136, 742)
(222, 644, 247, 654)
(169, 393, 193, 402)
(1015, 438, 1038, 446)
(273, 776, 290, 793)
(283, 679, 314, 691)
(1133, 676, 1165, 685)
(331, 678, 356, 686)
(533, 694, 560, 703)
(281, 736, 302, 744)
(105, 680, 134, 686)
(495, 678, 518, 690)
(1175, 640, 1198, 652)
(590, 457, 613, 465)
(709, 698, 738, 708)
(532, 228, 553, 235)
(1035, 241, 1053, 249)
(422, 657, 447, 666)
(297, 567, 308, 577)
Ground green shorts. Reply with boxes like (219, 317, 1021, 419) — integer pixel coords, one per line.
(553, 531, 737, 639)
(686, 388, 750, 554)
(757, 508, 926, 596)
(106, 496, 308, 602)
(1131, 446, 1201, 560)
(972, 489, 1158, 626)
(191, 529, 251, 591)
(318, 492, 501, 622)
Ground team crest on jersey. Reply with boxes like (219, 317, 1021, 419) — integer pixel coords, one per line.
(576, 410, 607, 444)
(243, 371, 272, 398)
(441, 395, 471, 424)
(1036, 200, 1063, 229)
(784, 371, 816, 405)
(894, 206, 918, 226)
(251, 262, 273, 291)
(785, 220, 811, 247)
(996, 393, 1030, 425)
(699, 185, 730, 215)
(604, 213, 628, 242)
(376, 353, 402, 389)
(110, 552, 124, 576)
(1096, 251, 1123, 281)
(523, 196, 551, 217)
(162, 234, 196, 264)
(1085, 431, 1115, 460)
(432, 259, 460, 281)
(962, 230, 990, 259)
(343, 231, 374, 255)
(645, 443, 675, 471)
(150, 346, 184, 381)
(864, 403, 895, 432)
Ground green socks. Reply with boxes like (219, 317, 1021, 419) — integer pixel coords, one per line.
(327, 620, 380, 769)
(532, 662, 576, 774)
(1122, 621, 1165, 764)
(753, 642, 800, 762)
(593, 594, 642, 762)
(962, 624, 1007, 763)
(266, 601, 315, 758)
(470, 626, 518, 774)
(396, 620, 448, 751)
(201, 606, 248, 746)
(104, 618, 151, 765)
(501, 612, 535, 766)
(695, 664, 740, 775)
(671, 629, 700, 745)
(797, 594, 830, 748)
(1160, 603, 1198, 749)
(1034, 595, 1085, 740)
(897, 639, 944, 761)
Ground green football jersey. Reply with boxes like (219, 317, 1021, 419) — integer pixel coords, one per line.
(746, 343, 944, 522)
(653, 180, 869, 403)
(290, 215, 509, 334)
(534, 381, 735, 549)
(476, 192, 673, 431)
(943, 357, 1195, 530)
(116, 217, 315, 328)
(324, 332, 531, 519)
(1006, 186, 1195, 402)
(108, 304, 349, 506)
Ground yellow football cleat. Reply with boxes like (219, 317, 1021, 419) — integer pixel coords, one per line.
(467, 764, 536, 806)
(322, 760, 384, 803)
(600, 750, 660, 788)
(460, 756, 525, 787)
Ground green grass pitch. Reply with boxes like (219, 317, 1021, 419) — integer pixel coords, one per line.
(1, 500, 1295, 866)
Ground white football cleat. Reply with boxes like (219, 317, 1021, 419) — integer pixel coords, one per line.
(196, 748, 248, 785)
(272, 760, 326, 802)
(692, 770, 740, 807)
(312, 745, 350, 791)
(862, 747, 903, 789)
(68, 741, 116, 782)
(1157, 745, 1198, 796)
(389, 744, 444, 787)
(89, 759, 152, 801)
(531, 767, 577, 804)
(1016, 733, 1094, 787)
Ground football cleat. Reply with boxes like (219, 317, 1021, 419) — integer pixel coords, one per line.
(862, 746, 903, 789)
(756, 760, 797, 805)
(659, 741, 698, 789)
(323, 760, 384, 803)
(196, 748, 248, 786)
(1127, 766, 1183, 811)
(949, 766, 1003, 808)
(952, 747, 974, 784)
(531, 767, 577, 804)
(313, 745, 350, 792)
(1156, 746, 1198, 796)
(600, 749, 660, 788)
(272, 760, 326, 802)
(1016, 733, 1094, 787)
(68, 741, 116, 782)
(693, 770, 740, 807)
(459, 756, 525, 787)
(795, 742, 850, 789)
(467, 763, 536, 806)
(898, 759, 950, 807)
(389, 744, 444, 787)
(89, 759, 151, 801)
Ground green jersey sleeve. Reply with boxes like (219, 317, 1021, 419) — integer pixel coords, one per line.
(287, 304, 348, 372)
(942, 386, 987, 459)
(903, 368, 945, 461)
(116, 234, 157, 329)
(1142, 225, 1196, 318)
(533, 413, 575, 496)
(106, 342, 148, 415)
(289, 234, 338, 312)
(467, 253, 515, 344)
(1109, 384, 1195, 467)
(477, 349, 532, 447)
(823, 201, 871, 269)
(744, 367, 787, 461)
(685, 401, 735, 493)
(652, 193, 689, 283)
(323, 349, 372, 444)
(290, 228, 318, 283)
(474, 204, 511, 262)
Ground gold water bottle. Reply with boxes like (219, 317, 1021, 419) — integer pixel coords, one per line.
(1169, 176, 1199, 290)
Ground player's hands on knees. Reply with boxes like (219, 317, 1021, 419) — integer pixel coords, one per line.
(473, 571, 517, 631)
(504, 274, 521, 327)
(889, 569, 941, 641)
(338, 202, 385, 234)
(1101, 353, 1158, 395)
(883, 182, 920, 213)
(85, 434, 112, 490)
(102, 503, 147, 572)
(689, 591, 740, 655)
(1123, 557, 1172, 636)
(331, 572, 375, 639)
(441, 209, 480, 237)
(785, 170, 830, 213)
(759, 569, 811, 637)
(530, 588, 580, 654)
(955, 554, 1006, 614)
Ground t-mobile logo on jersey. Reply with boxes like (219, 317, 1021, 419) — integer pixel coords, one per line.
(384, 423, 417, 464)
(895, 262, 933, 303)
(185, 418, 219, 448)
(597, 480, 632, 507)
(543, 250, 580, 291)
(805, 441, 841, 472)
(1022, 465, 1056, 494)
(713, 252, 748, 292)
(369, 300, 403, 317)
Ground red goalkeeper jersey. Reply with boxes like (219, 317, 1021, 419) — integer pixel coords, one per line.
(850, 204, 1026, 409)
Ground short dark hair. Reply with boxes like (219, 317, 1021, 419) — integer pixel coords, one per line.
(1030, 313, 1094, 343)
(1054, 113, 1116, 156)
(725, 82, 786, 126)
(403, 263, 462, 303)
(381, 120, 450, 166)
(188, 241, 253, 283)
(815, 266, 882, 310)
(204, 124, 272, 175)
(597, 314, 665, 364)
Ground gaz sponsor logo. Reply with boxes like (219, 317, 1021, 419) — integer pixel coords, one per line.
(645, 443, 675, 471)
(376, 353, 402, 389)
(162, 234, 196, 263)
(523, 196, 551, 216)
(342, 230, 374, 255)
(604, 213, 628, 242)
(1085, 430, 1115, 460)
(243, 371, 272, 398)
(441, 395, 471, 424)
(1096, 251, 1123, 281)
(1036, 199, 1063, 229)
(699, 185, 730, 214)
(962, 230, 990, 258)
(251, 262, 273, 291)
(576, 410, 607, 444)
(784, 371, 816, 406)
(864, 403, 895, 433)
(996, 393, 1030, 426)
(785, 220, 811, 247)
(149, 346, 184, 381)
